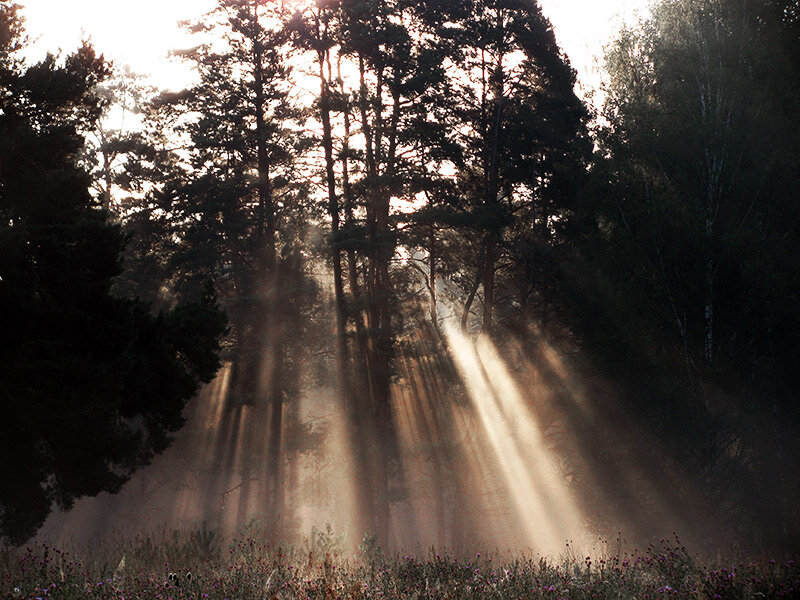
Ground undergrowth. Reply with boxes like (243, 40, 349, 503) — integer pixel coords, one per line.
(1, 529, 797, 599)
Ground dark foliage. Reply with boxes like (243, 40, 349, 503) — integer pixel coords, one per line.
(557, 0, 800, 549)
(0, 3, 227, 544)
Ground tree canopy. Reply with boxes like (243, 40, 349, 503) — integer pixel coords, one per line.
(561, 0, 800, 547)
(0, 2, 227, 544)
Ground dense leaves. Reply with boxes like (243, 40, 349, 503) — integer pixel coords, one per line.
(560, 0, 800, 548)
(0, 3, 226, 544)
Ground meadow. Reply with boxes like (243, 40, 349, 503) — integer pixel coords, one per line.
(1, 526, 797, 600)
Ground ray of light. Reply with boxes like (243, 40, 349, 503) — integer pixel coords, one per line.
(443, 323, 591, 555)
(315, 388, 362, 550)
(391, 357, 447, 550)
(169, 362, 232, 524)
(501, 330, 714, 551)
(285, 380, 363, 553)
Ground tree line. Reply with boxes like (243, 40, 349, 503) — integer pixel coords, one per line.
(1, 0, 798, 550)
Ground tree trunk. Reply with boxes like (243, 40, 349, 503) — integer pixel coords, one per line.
(482, 236, 496, 333)
(252, 1, 284, 528)
(318, 41, 349, 372)
(428, 215, 439, 328)
(265, 368, 284, 533)
(481, 30, 505, 333)
(462, 250, 483, 331)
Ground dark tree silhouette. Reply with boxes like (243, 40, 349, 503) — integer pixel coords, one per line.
(561, 0, 800, 549)
(0, 5, 227, 544)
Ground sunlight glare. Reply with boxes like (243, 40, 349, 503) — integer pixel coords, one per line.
(20, 0, 652, 96)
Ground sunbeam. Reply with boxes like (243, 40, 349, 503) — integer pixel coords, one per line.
(443, 324, 590, 554)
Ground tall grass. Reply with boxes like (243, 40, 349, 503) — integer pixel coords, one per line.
(1, 526, 797, 599)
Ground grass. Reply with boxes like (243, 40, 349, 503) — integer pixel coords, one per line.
(1, 527, 797, 599)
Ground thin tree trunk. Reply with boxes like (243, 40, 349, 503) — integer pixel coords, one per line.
(462, 249, 484, 331)
(429, 221, 438, 327)
(251, 2, 284, 529)
(252, 4, 275, 273)
(482, 43, 504, 333)
(266, 367, 284, 533)
(355, 50, 399, 550)
(704, 201, 714, 367)
(338, 56, 372, 402)
(98, 125, 114, 213)
(317, 40, 349, 370)
(482, 236, 496, 332)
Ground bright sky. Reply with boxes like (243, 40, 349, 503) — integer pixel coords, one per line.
(20, 0, 651, 97)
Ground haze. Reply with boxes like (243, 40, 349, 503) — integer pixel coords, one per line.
(5, 0, 797, 572)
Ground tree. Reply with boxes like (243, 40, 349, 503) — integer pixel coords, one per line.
(436, 0, 590, 333)
(283, 0, 591, 547)
(168, 0, 312, 390)
(287, 0, 471, 546)
(0, 3, 227, 544)
(150, 0, 323, 533)
(566, 0, 800, 548)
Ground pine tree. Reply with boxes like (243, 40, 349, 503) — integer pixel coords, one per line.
(0, 4, 226, 544)
(156, 0, 320, 533)
(441, 0, 590, 332)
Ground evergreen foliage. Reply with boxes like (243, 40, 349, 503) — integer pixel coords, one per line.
(0, 3, 227, 544)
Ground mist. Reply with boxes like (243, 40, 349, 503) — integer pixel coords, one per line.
(3, 0, 800, 573)
(35, 285, 767, 557)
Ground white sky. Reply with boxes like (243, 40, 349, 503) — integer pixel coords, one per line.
(20, 0, 651, 98)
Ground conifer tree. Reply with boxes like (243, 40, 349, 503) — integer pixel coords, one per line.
(441, 0, 590, 332)
(0, 3, 226, 544)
